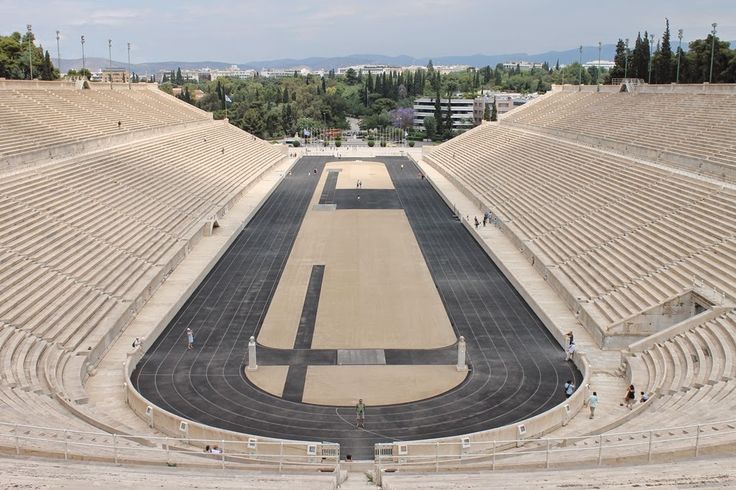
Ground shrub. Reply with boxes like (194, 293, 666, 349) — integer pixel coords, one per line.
(408, 141, 415, 148)
(367, 139, 375, 147)
(323, 141, 328, 147)
(292, 140, 300, 147)
(335, 140, 342, 147)
(380, 140, 387, 147)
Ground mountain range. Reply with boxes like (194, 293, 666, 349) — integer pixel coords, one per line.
(59, 41, 734, 74)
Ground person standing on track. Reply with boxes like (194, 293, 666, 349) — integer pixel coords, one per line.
(186, 328, 194, 350)
(356, 399, 366, 429)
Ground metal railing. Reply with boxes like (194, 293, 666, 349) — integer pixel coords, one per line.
(374, 417, 736, 478)
(0, 421, 340, 473)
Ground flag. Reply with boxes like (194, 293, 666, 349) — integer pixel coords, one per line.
(224, 94, 232, 104)
(303, 129, 311, 137)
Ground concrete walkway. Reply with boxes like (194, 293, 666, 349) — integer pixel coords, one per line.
(85, 156, 297, 434)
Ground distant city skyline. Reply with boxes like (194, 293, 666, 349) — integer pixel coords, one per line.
(1, 0, 734, 64)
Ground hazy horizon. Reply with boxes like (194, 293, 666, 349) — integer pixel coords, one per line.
(1, 0, 734, 64)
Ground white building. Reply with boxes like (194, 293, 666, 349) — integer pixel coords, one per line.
(583, 60, 616, 70)
(502, 61, 546, 72)
(210, 65, 256, 80)
(413, 97, 481, 131)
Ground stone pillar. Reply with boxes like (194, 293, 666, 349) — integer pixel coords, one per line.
(247, 336, 258, 371)
(456, 336, 468, 372)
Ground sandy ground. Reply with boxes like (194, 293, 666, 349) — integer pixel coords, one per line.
(302, 365, 467, 406)
(329, 160, 395, 189)
(245, 366, 290, 397)
(258, 161, 455, 350)
(255, 161, 459, 406)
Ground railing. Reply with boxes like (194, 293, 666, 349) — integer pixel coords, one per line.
(374, 417, 736, 483)
(0, 421, 340, 473)
(124, 347, 339, 472)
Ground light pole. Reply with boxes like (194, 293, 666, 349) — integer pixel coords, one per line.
(709, 23, 717, 83)
(578, 45, 583, 85)
(27, 24, 33, 80)
(56, 30, 61, 77)
(127, 42, 131, 89)
(676, 29, 683, 83)
(81, 35, 85, 73)
(108, 39, 112, 68)
(624, 38, 629, 79)
(648, 34, 654, 84)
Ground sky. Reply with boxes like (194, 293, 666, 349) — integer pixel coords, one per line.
(1, 0, 735, 63)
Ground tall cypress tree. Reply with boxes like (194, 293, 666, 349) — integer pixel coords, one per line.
(610, 39, 627, 79)
(631, 32, 650, 79)
(434, 90, 443, 135)
(654, 19, 673, 83)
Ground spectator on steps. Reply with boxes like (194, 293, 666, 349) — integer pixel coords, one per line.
(565, 341, 576, 362)
(640, 391, 649, 403)
(621, 384, 636, 409)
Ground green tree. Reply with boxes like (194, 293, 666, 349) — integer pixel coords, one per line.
(483, 103, 491, 121)
(344, 68, 359, 85)
(433, 90, 443, 135)
(490, 100, 498, 121)
(631, 32, 650, 80)
(654, 19, 673, 83)
(609, 39, 627, 80)
(423, 116, 436, 140)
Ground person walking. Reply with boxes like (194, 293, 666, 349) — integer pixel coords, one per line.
(186, 328, 194, 350)
(565, 341, 576, 362)
(621, 384, 636, 409)
(587, 391, 599, 419)
(355, 399, 366, 429)
(474, 217, 480, 229)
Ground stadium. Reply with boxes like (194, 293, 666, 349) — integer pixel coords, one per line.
(2, 22, 736, 489)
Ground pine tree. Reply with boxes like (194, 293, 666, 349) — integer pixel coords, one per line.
(631, 32, 649, 79)
(490, 99, 498, 122)
(483, 103, 491, 121)
(434, 91, 443, 135)
(654, 19, 673, 83)
(41, 50, 53, 80)
(610, 39, 627, 79)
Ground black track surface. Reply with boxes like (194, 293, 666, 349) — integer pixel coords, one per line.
(133, 156, 581, 460)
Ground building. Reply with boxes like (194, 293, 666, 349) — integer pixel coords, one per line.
(210, 65, 256, 80)
(97, 67, 129, 83)
(502, 61, 546, 72)
(413, 97, 483, 131)
(582, 60, 616, 70)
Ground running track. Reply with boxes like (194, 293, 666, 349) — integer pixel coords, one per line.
(132, 156, 581, 459)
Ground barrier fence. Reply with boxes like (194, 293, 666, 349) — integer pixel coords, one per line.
(374, 417, 736, 483)
(0, 421, 340, 472)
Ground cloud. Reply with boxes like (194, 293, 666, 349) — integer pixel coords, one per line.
(84, 7, 151, 26)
